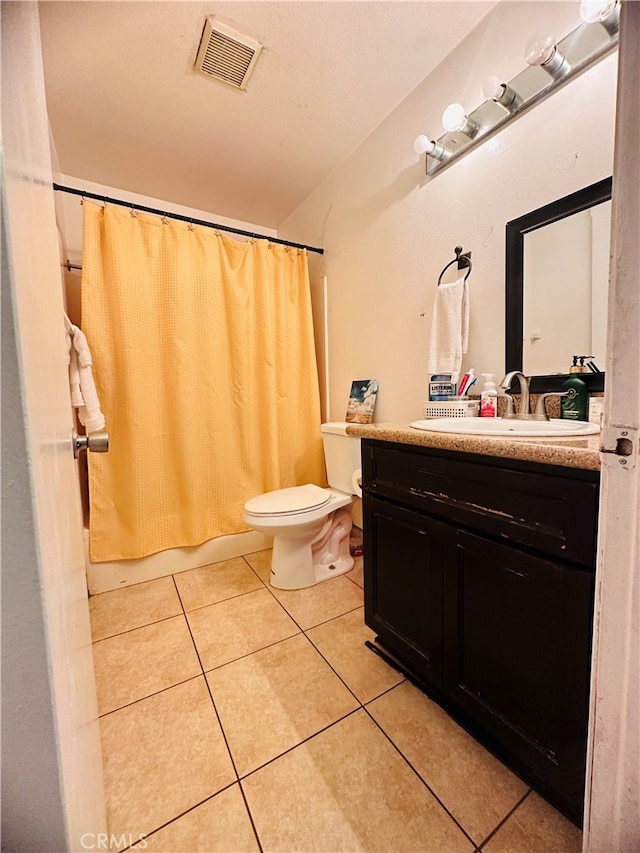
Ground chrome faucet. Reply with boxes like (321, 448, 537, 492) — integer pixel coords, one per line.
(499, 371, 569, 421)
(499, 371, 532, 419)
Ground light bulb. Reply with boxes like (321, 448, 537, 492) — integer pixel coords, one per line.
(580, 0, 617, 22)
(442, 103, 468, 133)
(525, 33, 571, 79)
(441, 103, 479, 138)
(413, 135, 434, 155)
(580, 0, 620, 33)
(481, 76, 522, 112)
(481, 76, 504, 101)
(525, 33, 557, 67)
(413, 134, 449, 161)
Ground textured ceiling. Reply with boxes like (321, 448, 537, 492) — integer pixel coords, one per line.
(39, 1, 496, 228)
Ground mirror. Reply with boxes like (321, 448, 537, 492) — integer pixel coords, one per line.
(505, 177, 612, 393)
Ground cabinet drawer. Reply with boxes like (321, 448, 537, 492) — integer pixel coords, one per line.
(362, 441, 599, 566)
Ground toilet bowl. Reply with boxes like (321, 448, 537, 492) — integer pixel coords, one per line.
(242, 423, 362, 590)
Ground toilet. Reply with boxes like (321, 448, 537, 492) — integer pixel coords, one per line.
(242, 422, 362, 589)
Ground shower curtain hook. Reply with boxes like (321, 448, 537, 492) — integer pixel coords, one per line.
(188, 219, 195, 232)
(161, 213, 168, 225)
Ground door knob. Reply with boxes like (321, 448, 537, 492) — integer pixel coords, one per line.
(73, 428, 109, 458)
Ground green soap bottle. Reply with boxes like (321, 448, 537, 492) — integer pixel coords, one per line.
(561, 356, 589, 421)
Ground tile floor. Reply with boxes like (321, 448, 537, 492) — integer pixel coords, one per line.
(90, 549, 583, 853)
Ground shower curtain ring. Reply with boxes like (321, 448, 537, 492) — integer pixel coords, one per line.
(129, 206, 137, 218)
(161, 214, 168, 224)
(188, 220, 195, 232)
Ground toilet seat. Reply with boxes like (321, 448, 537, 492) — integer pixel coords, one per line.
(244, 484, 332, 518)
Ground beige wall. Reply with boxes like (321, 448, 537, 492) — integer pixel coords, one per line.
(280, 2, 616, 423)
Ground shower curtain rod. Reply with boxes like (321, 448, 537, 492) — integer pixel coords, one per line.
(52, 184, 324, 255)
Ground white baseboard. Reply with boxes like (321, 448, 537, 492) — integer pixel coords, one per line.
(84, 529, 272, 594)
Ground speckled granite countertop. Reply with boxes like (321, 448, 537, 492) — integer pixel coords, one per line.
(345, 423, 601, 471)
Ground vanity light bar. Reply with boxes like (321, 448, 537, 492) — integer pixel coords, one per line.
(419, 15, 618, 178)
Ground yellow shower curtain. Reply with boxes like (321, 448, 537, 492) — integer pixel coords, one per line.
(81, 201, 325, 562)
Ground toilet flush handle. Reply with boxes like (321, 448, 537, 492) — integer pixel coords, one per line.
(352, 468, 363, 498)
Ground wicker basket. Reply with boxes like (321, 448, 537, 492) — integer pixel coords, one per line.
(421, 399, 480, 419)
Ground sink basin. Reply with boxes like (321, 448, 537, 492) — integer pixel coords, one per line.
(410, 417, 600, 437)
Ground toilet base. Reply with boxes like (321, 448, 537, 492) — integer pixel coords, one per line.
(270, 507, 354, 590)
(310, 552, 354, 585)
(270, 540, 354, 590)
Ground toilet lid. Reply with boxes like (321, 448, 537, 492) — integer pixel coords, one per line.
(244, 484, 331, 516)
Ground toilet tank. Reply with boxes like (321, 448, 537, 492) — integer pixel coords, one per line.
(321, 422, 362, 494)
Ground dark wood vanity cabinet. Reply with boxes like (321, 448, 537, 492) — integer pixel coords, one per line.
(362, 439, 599, 824)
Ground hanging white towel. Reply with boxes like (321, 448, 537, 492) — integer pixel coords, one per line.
(64, 314, 106, 433)
(426, 275, 470, 375)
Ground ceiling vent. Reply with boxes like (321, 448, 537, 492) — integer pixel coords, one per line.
(194, 18, 262, 90)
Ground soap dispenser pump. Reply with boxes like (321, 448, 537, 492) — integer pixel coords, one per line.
(480, 373, 498, 417)
(561, 356, 589, 421)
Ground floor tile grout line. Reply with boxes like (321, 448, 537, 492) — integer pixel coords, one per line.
(91, 610, 185, 643)
(97, 672, 203, 718)
(238, 779, 265, 853)
(344, 569, 364, 590)
(361, 677, 408, 707)
(242, 555, 274, 590)
(173, 572, 247, 790)
(361, 703, 479, 849)
(200, 628, 303, 675)
(177, 581, 269, 616)
(476, 788, 532, 850)
(91, 564, 271, 642)
(240, 573, 310, 634)
(242, 555, 365, 633)
(117, 782, 239, 851)
(300, 631, 364, 707)
(300, 602, 365, 632)
(184, 581, 306, 648)
(238, 706, 363, 783)
(202, 670, 242, 781)
(301, 625, 398, 709)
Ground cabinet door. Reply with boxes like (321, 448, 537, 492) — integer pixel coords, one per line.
(444, 530, 594, 820)
(363, 496, 453, 687)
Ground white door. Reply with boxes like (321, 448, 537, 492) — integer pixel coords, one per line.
(584, 2, 640, 849)
(1, 3, 106, 848)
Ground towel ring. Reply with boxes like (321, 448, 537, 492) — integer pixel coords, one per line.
(437, 246, 472, 285)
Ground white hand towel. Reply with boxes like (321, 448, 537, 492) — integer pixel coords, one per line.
(64, 314, 106, 433)
(426, 275, 469, 375)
